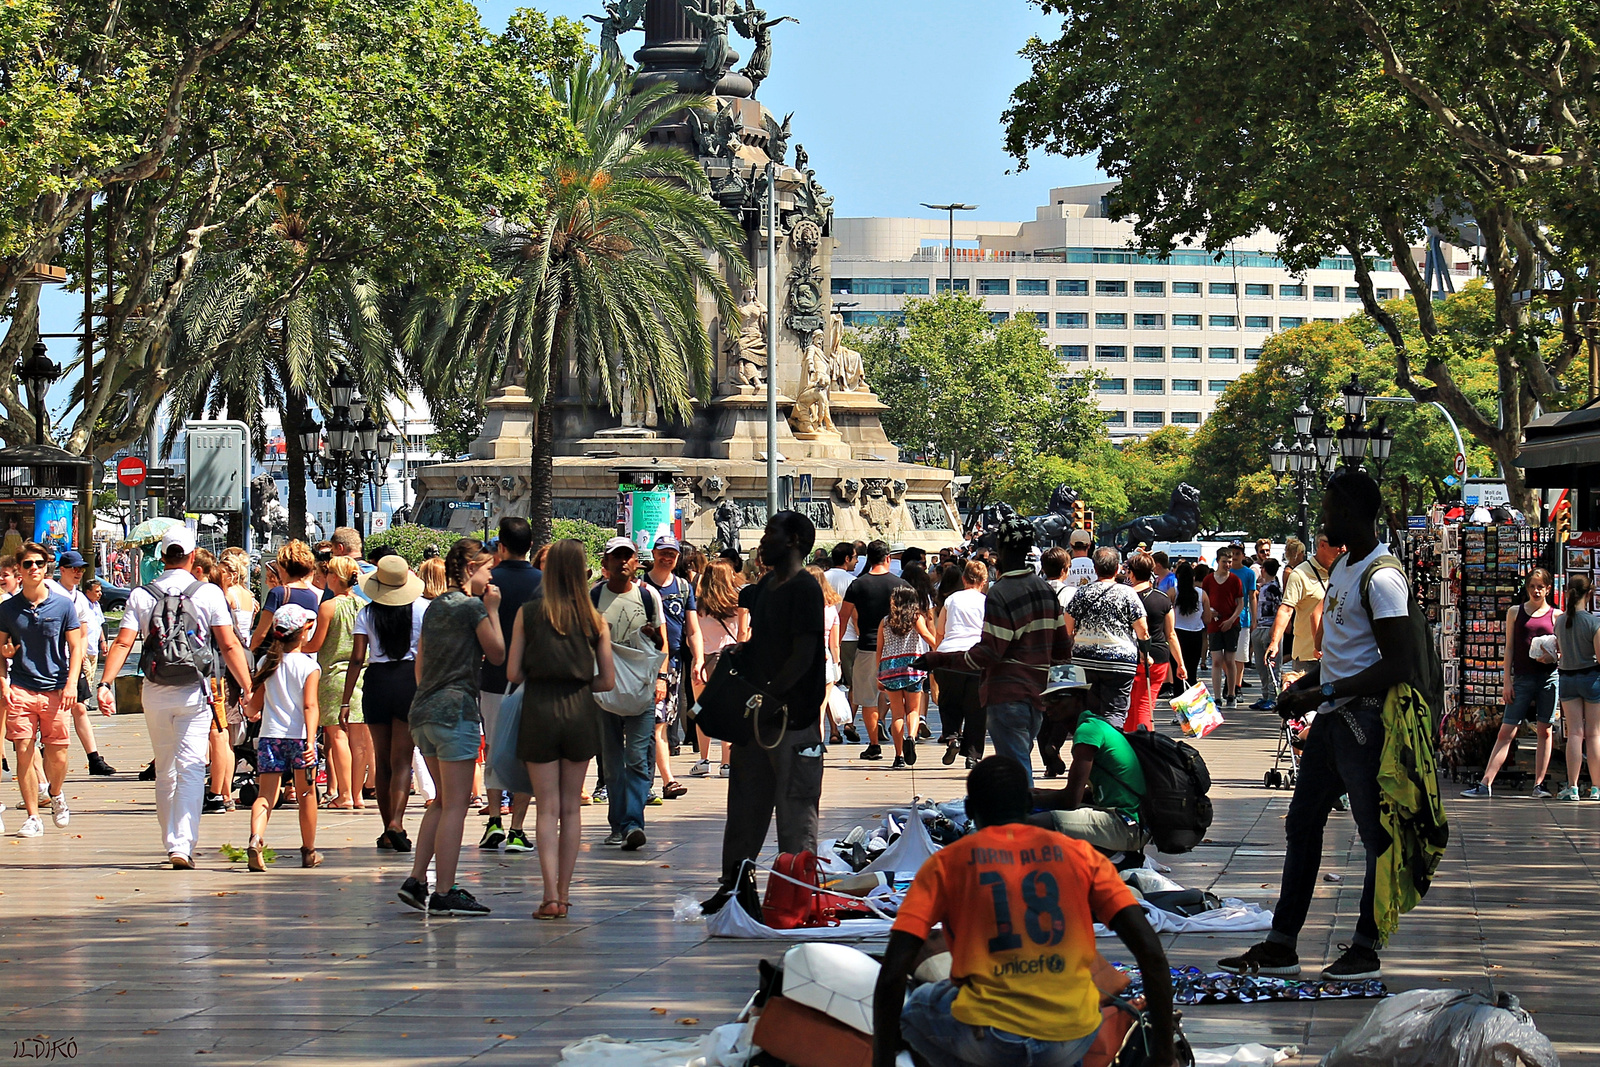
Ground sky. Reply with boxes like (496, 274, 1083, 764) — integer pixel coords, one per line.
(34, 0, 1102, 423)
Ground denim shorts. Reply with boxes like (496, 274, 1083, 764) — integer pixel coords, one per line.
(412, 717, 482, 763)
(1504, 670, 1558, 727)
(257, 736, 312, 774)
(900, 978, 1098, 1067)
(1561, 670, 1600, 705)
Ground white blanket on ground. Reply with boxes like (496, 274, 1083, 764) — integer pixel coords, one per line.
(1095, 899, 1275, 937)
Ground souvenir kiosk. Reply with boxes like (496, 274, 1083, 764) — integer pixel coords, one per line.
(0, 445, 94, 557)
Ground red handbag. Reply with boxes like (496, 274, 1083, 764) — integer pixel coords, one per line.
(762, 851, 844, 929)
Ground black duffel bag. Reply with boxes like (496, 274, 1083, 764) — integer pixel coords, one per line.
(690, 646, 788, 749)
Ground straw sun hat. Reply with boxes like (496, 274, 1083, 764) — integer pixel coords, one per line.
(359, 554, 424, 606)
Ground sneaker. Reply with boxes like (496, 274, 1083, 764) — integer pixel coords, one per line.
(646, 792, 663, 806)
(878, 722, 891, 744)
(903, 736, 918, 766)
(591, 785, 609, 805)
(1530, 782, 1554, 799)
(1460, 782, 1492, 798)
(891, 756, 907, 770)
(1588, 787, 1600, 801)
(478, 820, 506, 850)
(428, 886, 490, 917)
(202, 793, 228, 815)
(1217, 941, 1300, 977)
(397, 877, 429, 911)
(1320, 943, 1382, 980)
(49, 794, 69, 828)
(688, 759, 711, 778)
(859, 744, 883, 761)
(917, 721, 931, 740)
(138, 761, 157, 782)
(87, 752, 117, 776)
(1557, 785, 1581, 801)
(503, 828, 532, 853)
(1260, 701, 1277, 712)
(942, 739, 960, 766)
(1248, 699, 1271, 711)
(717, 764, 731, 778)
(17, 815, 43, 838)
(377, 831, 396, 850)
(388, 828, 413, 853)
(602, 829, 627, 846)
(621, 827, 647, 851)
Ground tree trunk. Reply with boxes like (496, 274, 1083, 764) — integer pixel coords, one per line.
(282, 393, 309, 542)
(529, 397, 555, 546)
(225, 383, 248, 548)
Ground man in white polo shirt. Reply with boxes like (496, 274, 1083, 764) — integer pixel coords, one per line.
(99, 527, 253, 868)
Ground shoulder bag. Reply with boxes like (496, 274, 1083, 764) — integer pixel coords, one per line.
(590, 584, 667, 717)
(691, 644, 788, 749)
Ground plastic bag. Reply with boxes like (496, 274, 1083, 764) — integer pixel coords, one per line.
(488, 687, 533, 796)
(825, 684, 853, 728)
(1171, 682, 1225, 738)
(1320, 988, 1558, 1067)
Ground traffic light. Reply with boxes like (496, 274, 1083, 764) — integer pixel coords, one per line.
(1072, 499, 1086, 530)
(1084, 508, 1095, 534)
(1554, 498, 1572, 543)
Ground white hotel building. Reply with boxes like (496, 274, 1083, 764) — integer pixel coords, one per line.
(833, 182, 1476, 438)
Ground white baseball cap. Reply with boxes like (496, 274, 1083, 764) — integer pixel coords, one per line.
(160, 526, 197, 556)
(272, 603, 317, 636)
(604, 536, 638, 557)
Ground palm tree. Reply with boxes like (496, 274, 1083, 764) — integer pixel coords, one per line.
(406, 55, 750, 542)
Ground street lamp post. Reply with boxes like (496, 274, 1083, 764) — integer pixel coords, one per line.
(16, 342, 62, 446)
(765, 161, 778, 518)
(1272, 375, 1396, 540)
(304, 367, 391, 534)
(921, 202, 978, 291)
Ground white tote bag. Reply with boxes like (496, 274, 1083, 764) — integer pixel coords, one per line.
(594, 639, 666, 717)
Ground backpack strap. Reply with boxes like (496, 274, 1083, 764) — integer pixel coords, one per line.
(1357, 555, 1408, 622)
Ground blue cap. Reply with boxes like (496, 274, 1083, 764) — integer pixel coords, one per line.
(57, 550, 88, 568)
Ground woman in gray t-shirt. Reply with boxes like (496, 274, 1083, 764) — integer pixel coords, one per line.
(1557, 574, 1600, 800)
(396, 540, 504, 918)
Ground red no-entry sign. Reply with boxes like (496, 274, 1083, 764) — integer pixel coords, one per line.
(116, 456, 147, 487)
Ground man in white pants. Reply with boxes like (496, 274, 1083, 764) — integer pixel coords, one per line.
(99, 528, 253, 868)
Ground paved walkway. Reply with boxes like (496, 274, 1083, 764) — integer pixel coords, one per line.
(0, 706, 1593, 1065)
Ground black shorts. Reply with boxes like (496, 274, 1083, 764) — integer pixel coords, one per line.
(1211, 623, 1242, 654)
(362, 661, 417, 725)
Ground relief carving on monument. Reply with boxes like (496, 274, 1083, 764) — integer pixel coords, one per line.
(836, 476, 904, 538)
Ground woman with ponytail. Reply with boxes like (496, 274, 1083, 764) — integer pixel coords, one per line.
(1557, 574, 1600, 800)
(244, 605, 322, 871)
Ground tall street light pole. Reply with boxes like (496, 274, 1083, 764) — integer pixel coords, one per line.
(765, 161, 779, 518)
(921, 202, 977, 291)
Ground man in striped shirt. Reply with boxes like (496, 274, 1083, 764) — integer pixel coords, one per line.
(918, 518, 1071, 783)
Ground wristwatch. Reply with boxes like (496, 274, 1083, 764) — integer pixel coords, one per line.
(1321, 681, 1337, 699)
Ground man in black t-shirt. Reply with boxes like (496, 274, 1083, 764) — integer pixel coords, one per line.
(704, 510, 826, 912)
(840, 540, 908, 760)
(478, 518, 543, 852)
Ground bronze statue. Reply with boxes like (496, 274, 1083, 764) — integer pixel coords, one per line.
(733, 2, 797, 93)
(678, 0, 735, 83)
(764, 111, 793, 166)
(584, 0, 645, 66)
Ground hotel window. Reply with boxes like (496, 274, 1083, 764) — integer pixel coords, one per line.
(1134, 346, 1164, 362)
(1172, 281, 1202, 295)
(1056, 312, 1088, 328)
(1376, 288, 1398, 300)
(1133, 313, 1164, 329)
(1173, 379, 1201, 393)
(1315, 316, 1338, 322)
(1096, 279, 1128, 295)
(1057, 279, 1089, 295)
(1279, 316, 1305, 328)
(1244, 347, 1263, 361)
(1172, 412, 1201, 425)
(1098, 378, 1127, 394)
(1245, 283, 1273, 298)
(988, 311, 1010, 323)
(1028, 311, 1049, 327)
(1345, 286, 1363, 301)
(1105, 411, 1127, 426)
(1208, 347, 1238, 361)
(1096, 312, 1128, 328)
(1209, 379, 1231, 392)
(830, 277, 929, 296)
(1209, 314, 1238, 328)
(1017, 279, 1049, 295)
(1173, 314, 1201, 329)
(841, 310, 905, 326)
(1314, 285, 1337, 301)
(1056, 344, 1088, 361)
(978, 279, 1011, 295)
(1244, 315, 1272, 329)
(1280, 284, 1307, 299)
(1171, 346, 1201, 361)
(1209, 282, 1237, 295)
(1134, 378, 1164, 394)
(1134, 280, 1165, 296)
(1133, 411, 1165, 426)
(1096, 345, 1128, 362)
(936, 278, 970, 293)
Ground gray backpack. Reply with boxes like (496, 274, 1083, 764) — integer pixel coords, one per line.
(138, 580, 218, 687)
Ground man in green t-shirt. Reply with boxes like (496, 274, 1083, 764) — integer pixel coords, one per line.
(1028, 709, 1147, 855)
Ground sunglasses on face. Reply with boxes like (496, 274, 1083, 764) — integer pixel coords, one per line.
(19, 560, 48, 569)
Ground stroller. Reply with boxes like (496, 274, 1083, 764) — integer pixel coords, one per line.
(1263, 715, 1305, 789)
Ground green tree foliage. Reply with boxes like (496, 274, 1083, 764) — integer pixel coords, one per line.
(427, 395, 487, 461)
(1004, 0, 1599, 508)
(403, 56, 747, 544)
(858, 292, 1102, 472)
(975, 450, 1130, 519)
(0, 0, 580, 456)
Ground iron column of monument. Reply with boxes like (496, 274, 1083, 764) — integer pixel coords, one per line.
(414, 0, 963, 549)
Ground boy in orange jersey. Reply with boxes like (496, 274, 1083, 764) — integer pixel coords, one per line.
(872, 756, 1176, 1067)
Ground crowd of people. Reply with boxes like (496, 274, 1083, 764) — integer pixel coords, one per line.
(0, 468, 1464, 1067)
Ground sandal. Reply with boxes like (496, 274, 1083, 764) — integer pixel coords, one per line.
(662, 781, 688, 800)
(300, 847, 323, 868)
(247, 837, 266, 873)
(533, 899, 565, 921)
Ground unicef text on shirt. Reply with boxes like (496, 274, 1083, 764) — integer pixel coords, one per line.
(992, 954, 1068, 977)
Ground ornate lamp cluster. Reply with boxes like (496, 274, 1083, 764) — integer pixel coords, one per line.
(298, 367, 395, 522)
(1269, 375, 1395, 538)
